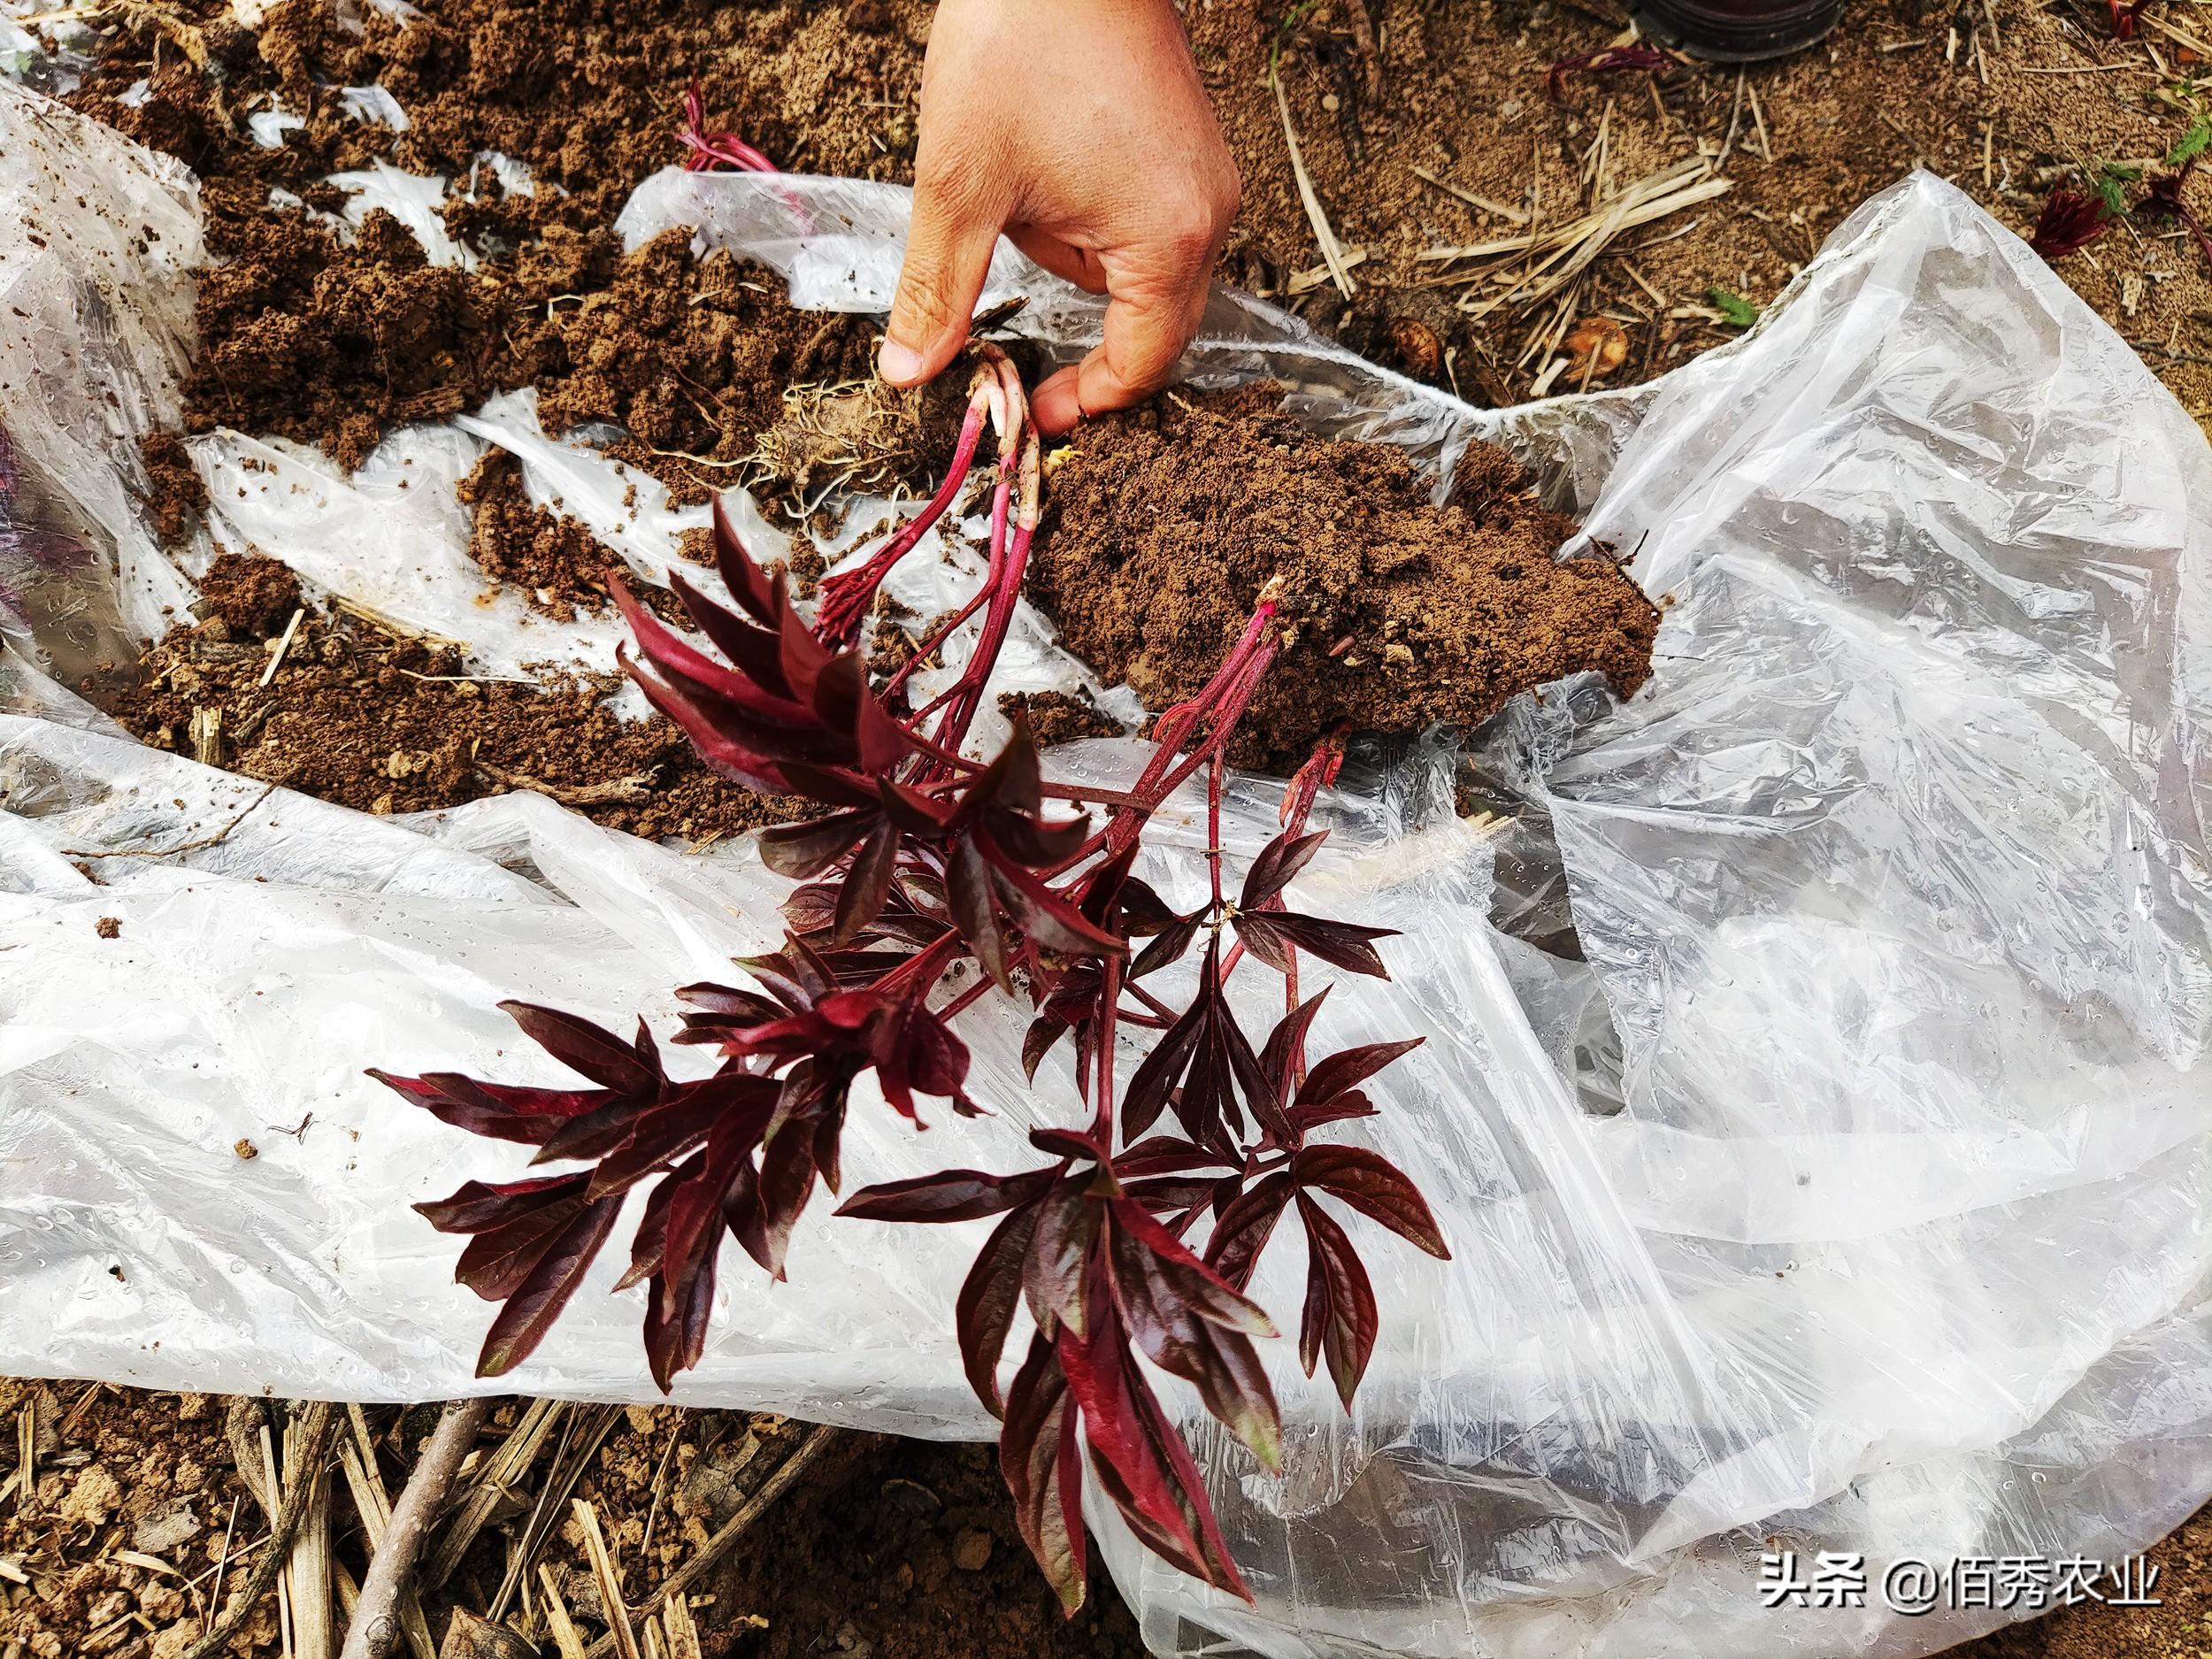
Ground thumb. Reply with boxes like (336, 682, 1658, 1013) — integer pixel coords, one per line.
(883, 164, 1004, 387)
(1032, 264, 1208, 435)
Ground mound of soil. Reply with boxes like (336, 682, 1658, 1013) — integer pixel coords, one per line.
(186, 190, 879, 488)
(1030, 388, 1657, 766)
(186, 198, 509, 470)
(101, 557, 810, 841)
(67, 0, 923, 234)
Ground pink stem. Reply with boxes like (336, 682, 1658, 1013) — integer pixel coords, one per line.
(817, 398, 990, 647)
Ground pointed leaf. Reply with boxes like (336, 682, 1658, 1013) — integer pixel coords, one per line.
(959, 1200, 1045, 1414)
(757, 810, 874, 880)
(500, 1002, 658, 1094)
(1000, 1334, 1087, 1615)
(1293, 1145, 1450, 1258)
(836, 1166, 1056, 1223)
(1240, 829, 1328, 910)
(949, 834, 1010, 992)
(1024, 1179, 1101, 1340)
(474, 1194, 623, 1376)
(1296, 1194, 1379, 1408)
(1202, 1170, 1295, 1293)
(1294, 1038, 1425, 1110)
(832, 820, 902, 945)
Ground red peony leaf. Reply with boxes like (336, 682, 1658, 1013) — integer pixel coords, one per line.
(1295, 1194, 1379, 1408)
(832, 820, 902, 945)
(474, 1194, 623, 1377)
(1126, 912, 1200, 981)
(709, 495, 780, 625)
(1000, 1333, 1087, 1615)
(1295, 1037, 1424, 1110)
(1202, 1170, 1295, 1293)
(370, 1070, 603, 1146)
(1292, 1144, 1450, 1258)
(1235, 911, 1396, 979)
(1022, 1016, 1070, 1083)
(758, 810, 874, 880)
(979, 835, 1127, 957)
(642, 1247, 718, 1393)
(1240, 828, 1328, 911)
(1024, 1178, 1102, 1340)
(1111, 1136, 1231, 1178)
(415, 1173, 586, 1233)
(1111, 1200, 1276, 1339)
(500, 1002, 660, 1094)
(1059, 1290, 1253, 1601)
(949, 835, 1010, 992)
(836, 1165, 1056, 1223)
(1105, 1202, 1281, 1471)
(619, 649, 800, 795)
(586, 1075, 775, 1202)
(1289, 1091, 1379, 1132)
(664, 565, 794, 696)
(452, 1182, 593, 1302)
(616, 1158, 687, 1292)
(959, 1201, 1045, 1414)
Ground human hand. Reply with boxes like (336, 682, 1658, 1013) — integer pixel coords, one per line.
(877, 0, 1240, 435)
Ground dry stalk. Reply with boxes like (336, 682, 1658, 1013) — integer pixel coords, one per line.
(184, 1402, 336, 1659)
(334, 1438, 437, 1659)
(578, 1425, 845, 1659)
(337, 1398, 491, 1659)
(1270, 65, 1357, 298)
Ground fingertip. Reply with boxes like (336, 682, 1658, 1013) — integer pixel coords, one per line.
(1031, 366, 1084, 437)
(877, 336, 928, 387)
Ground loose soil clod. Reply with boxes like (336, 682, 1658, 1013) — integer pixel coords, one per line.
(1029, 388, 1658, 767)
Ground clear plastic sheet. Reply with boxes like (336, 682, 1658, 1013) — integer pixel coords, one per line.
(2, 84, 2208, 1659)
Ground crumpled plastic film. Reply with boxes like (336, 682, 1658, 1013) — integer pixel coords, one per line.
(1, 81, 2208, 1659)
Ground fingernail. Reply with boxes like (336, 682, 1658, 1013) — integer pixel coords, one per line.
(877, 338, 924, 384)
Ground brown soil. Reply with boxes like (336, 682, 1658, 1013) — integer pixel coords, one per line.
(60, 0, 2212, 422)
(998, 688, 1125, 746)
(137, 434, 207, 551)
(66, 0, 924, 234)
(0, 1381, 1146, 1659)
(1031, 388, 1657, 765)
(457, 448, 690, 626)
(185, 187, 878, 488)
(1198, 4, 2212, 419)
(99, 558, 810, 841)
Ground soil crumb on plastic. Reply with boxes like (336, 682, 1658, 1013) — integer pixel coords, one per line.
(102, 559, 811, 841)
(998, 689, 1124, 747)
(1029, 388, 1658, 766)
(193, 551, 302, 639)
(138, 433, 206, 549)
(458, 449, 681, 624)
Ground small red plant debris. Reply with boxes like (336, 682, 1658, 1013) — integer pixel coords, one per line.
(373, 349, 1448, 1611)
(676, 81, 779, 174)
(2140, 157, 2212, 272)
(2108, 0, 2154, 37)
(1546, 44, 1672, 104)
(2027, 186, 2115, 259)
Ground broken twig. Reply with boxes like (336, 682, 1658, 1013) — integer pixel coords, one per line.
(337, 1398, 490, 1659)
